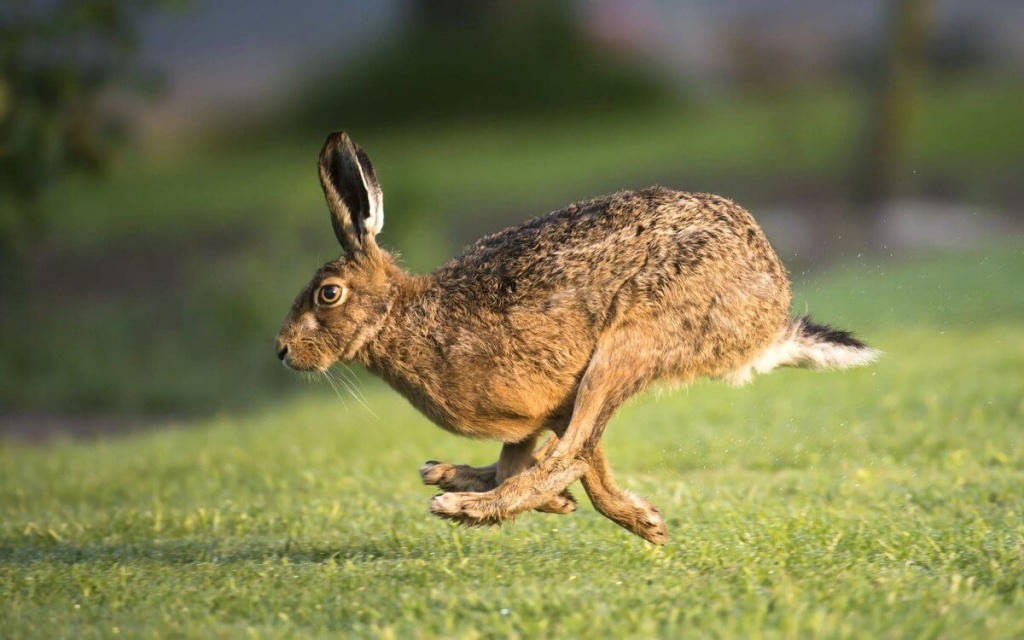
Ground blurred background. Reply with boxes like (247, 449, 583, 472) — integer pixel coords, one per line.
(1, 0, 1022, 438)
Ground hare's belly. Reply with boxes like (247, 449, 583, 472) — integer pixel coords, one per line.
(382, 362, 574, 442)
(433, 355, 584, 441)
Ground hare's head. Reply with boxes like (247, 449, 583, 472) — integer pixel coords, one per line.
(275, 132, 394, 371)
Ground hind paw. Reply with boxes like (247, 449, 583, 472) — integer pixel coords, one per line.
(536, 490, 577, 515)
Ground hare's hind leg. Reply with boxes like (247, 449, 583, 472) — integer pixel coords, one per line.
(431, 330, 655, 531)
(421, 436, 576, 514)
(581, 443, 666, 544)
(504, 436, 576, 515)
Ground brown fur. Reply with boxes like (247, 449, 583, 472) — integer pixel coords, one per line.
(275, 132, 875, 544)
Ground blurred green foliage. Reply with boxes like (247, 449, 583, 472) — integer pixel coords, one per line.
(1, 77, 1021, 416)
(0, 0, 176, 274)
(290, 2, 675, 132)
(42, 78, 1024, 251)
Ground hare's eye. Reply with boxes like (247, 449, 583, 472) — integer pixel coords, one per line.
(317, 284, 344, 306)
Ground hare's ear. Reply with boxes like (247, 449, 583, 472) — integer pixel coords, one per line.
(318, 132, 384, 256)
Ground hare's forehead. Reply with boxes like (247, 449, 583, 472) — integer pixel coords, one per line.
(316, 259, 355, 281)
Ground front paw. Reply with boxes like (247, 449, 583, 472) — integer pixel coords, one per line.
(430, 492, 505, 527)
(419, 461, 455, 486)
(419, 460, 497, 493)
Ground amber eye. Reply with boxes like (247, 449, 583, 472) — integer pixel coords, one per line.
(317, 283, 345, 306)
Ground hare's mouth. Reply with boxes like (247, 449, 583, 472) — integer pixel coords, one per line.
(276, 337, 336, 372)
(279, 351, 330, 373)
(282, 359, 328, 373)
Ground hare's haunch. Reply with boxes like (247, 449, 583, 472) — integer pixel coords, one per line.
(275, 132, 878, 544)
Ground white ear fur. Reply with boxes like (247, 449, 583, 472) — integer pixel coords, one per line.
(351, 145, 384, 238)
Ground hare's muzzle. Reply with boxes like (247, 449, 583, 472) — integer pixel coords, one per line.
(274, 336, 289, 364)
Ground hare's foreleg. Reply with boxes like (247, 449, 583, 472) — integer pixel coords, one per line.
(581, 442, 667, 543)
(419, 459, 498, 493)
(431, 331, 654, 531)
(420, 435, 576, 514)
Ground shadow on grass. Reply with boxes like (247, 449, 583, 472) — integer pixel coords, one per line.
(0, 535, 434, 567)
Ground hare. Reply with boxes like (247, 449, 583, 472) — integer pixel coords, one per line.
(275, 132, 878, 544)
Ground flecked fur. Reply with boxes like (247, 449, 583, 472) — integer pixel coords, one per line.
(275, 132, 876, 543)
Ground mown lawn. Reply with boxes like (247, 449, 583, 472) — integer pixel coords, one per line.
(2, 247, 1022, 638)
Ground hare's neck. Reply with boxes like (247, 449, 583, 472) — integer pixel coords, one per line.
(341, 299, 394, 362)
(356, 273, 447, 400)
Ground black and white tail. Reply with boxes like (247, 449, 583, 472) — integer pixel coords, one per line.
(724, 315, 879, 386)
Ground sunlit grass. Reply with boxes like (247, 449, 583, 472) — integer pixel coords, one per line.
(2, 249, 1023, 637)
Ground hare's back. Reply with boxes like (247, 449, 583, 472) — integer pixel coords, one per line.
(435, 187, 787, 308)
(417, 187, 791, 428)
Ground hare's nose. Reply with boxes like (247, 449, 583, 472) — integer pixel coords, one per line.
(275, 337, 288, 361)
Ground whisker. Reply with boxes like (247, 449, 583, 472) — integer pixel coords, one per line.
(327, 368, 381, 423)
(320, 370, 349, 410)
(340, 372, 379, 421)
(327, 369, 362, 412)
(339, 363, 372, 406)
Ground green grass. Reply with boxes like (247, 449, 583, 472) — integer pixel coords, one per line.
(2, 248, 1023, 637)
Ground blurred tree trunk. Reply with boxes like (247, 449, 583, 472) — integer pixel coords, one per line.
(851, 0, 933, 242)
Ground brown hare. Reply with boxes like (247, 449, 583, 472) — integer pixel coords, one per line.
(275, 132, 878, 544)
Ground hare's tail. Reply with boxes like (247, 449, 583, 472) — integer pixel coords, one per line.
(723, 315, 879, 386)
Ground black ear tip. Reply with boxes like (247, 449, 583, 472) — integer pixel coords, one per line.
(321, 131, 352, 156)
